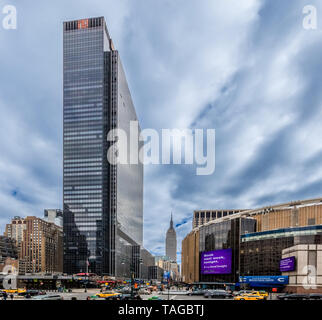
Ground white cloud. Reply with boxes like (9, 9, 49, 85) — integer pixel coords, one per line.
(1, 0, 322, 267)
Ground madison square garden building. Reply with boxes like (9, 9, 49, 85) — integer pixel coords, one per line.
(182, 198, 322, 292)
(63, 17, 143, 276)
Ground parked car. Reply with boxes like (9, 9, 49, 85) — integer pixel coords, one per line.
(116, 287, 131, 294)
(118, 294, 142, 301)
(309, 293, 322, 300)
(138, 288, 150, 295)
(277, 293, 309, 300)
(204, 290, 214, 298)
(31, 294, 64, 300)
(204, 289, 233, 299)
(188, 289, 207, 296)
(20, 290, 46, 297)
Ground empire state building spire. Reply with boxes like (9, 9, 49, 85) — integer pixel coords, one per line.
(166, 212, 177, 262)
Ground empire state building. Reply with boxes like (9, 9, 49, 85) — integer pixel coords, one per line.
(165, 214, 177, 262)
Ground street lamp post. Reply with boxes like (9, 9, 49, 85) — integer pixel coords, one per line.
(130, 265, 135, 300)
(167, 275, 172, 300)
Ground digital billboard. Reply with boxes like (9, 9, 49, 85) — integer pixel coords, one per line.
(280, 256, 296, 272)
(201, 248, 232, 275)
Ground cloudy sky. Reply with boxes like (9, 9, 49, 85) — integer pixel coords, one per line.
(1, 0, 322, 263)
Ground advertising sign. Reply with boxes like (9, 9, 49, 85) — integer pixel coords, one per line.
(239, 276, 289, 285)
(78, 19, 88, 29)
(279, 256, 296, 272)
(163, 271, 170, 280)
(200, 248, 232, 275)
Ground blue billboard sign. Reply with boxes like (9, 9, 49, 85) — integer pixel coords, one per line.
(163, 271, 170, 280)
(239, 276, 289, 286)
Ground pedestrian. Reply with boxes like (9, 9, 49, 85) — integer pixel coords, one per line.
(10, 294, 14, 300)
(3, 292, 7, 300)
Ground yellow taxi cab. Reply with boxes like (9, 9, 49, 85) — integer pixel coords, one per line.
(3, 289, 16, 294)
(17, 289, 27, 294)
(3, 288, 26, 294)
(251, 291, 268, 299)
(96, 291, 122, 298)
(234, 293, 265, 301)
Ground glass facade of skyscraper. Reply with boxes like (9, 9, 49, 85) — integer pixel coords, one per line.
(63, 17, 143, 276)
(199, 217, 256, 283)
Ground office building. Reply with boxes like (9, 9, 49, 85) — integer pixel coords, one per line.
(4, 216, 26, 246)
(154, 255, 171, 264)
(155, 256, 180, 281)
(165, 214, 177, 262)
(44, 209, 63, 227)
(117, 245, 155, 280)
(63, 17, 143, 276)
(0, 236, 18, 272)
(19, 217, 63, 274)
(140, 248, 155, 280)
(148, 265, 164, 282)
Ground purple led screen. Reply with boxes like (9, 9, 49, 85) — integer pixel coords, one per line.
(201, 249, 232, 275)
(280, 256, 296, 272)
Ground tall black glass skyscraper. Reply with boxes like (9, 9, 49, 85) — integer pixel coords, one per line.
(63, 17, 143, 276)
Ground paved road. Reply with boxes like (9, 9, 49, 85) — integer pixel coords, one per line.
(53, 290, 230, 300)
(9, 289, 279, 300)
